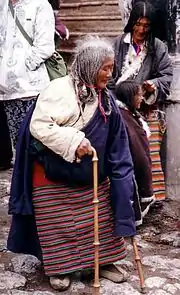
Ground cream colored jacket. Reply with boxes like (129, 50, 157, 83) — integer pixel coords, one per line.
(0, 0, 55, 100)
(30, 76, 98, 163)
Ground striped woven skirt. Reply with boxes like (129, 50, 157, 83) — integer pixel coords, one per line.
(32, 163, 126, 276)
(147, 112, 166, 201)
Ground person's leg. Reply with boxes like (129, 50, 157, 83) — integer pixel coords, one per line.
(3, 97, 36, 148)
(0, 101, 13, 169)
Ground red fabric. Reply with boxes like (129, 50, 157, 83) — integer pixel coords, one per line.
(55, 15, 68, 39)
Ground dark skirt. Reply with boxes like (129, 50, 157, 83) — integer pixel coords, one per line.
(32, 163, 126, 276)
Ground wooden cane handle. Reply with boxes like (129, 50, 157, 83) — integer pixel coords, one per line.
(91, 147, 98, 160)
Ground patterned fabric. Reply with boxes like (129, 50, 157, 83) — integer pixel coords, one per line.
(116, 33, 147, 85)
(0, 101, 12, 166)
(3, 97, 36, 147)
(0, 0, 55, 100)
(0, 0, 8, 59)
(147, 112, 166, 201)
(32, 163, 126, 276)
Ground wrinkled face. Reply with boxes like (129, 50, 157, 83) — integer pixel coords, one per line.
(96, 57, 114, 89)
(134, 86, 144, 109)
(132, 17, 150, 43)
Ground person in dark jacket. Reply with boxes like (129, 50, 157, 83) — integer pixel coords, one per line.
(111, 1, 173, 203)
(116, 80, 155, 225)
(7, 36, 136, 291)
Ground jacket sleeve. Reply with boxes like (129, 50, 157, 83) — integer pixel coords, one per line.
(25, 0, 55, 71)
(0, 0, 8, 59)
(106, 101, 136, 237)
(29, 79, 85, 163)
(149, 39, 173, 102)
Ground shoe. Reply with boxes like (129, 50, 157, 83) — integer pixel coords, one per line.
(141, 197, 155, 218)
(49, 275, 71, 291)
(100, 264, 128, 283)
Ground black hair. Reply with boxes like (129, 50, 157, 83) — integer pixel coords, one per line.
(115, 80, 141, 112)
(124, 1, 156, 54)
(48, 0, 59, 10)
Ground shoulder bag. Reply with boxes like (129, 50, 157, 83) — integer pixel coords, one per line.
(9, 1, 67, 80)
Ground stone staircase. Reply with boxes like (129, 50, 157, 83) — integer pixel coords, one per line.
(58, 0, 123, 53)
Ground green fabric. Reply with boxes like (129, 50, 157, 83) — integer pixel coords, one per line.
(45, 51, 67, 80)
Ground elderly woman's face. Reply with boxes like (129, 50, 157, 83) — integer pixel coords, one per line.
(96, 57, 114, 89)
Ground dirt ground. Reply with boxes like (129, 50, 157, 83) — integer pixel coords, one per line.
(0, 166, 179, 294)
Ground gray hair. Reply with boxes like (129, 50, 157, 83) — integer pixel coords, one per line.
(71, 35, 114, 87)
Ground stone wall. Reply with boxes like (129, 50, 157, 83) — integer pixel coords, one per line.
(59, 0, 123, 54)
(166, 55, 180, 198)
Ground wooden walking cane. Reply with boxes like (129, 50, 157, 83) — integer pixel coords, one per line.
(91, 147, 100, 295)
(131, 237, 146, 294)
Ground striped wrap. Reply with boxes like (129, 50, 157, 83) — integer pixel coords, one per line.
(147, 113, 166, 201)
(32, 163, 126, 276)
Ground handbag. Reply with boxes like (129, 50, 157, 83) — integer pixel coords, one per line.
(9, 1, 67, 80)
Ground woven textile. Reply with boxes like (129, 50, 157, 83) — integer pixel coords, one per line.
(147, 113, 166, 201)
(32, 163, 126, 276)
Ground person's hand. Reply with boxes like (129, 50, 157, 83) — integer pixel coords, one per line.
(75, 138, 92, 161)
(143, 80, 156, 93)
(65, 28, 69, 40)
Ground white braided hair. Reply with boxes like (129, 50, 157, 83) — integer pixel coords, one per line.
(70, 35, 114, 104)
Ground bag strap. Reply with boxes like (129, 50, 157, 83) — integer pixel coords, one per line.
(8, 0, 33, 46)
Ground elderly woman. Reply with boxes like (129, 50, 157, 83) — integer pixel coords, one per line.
(7, 36, 136, 291)
(111, 1, 173, 203)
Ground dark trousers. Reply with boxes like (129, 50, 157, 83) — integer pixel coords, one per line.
(0, 102, 13, 166)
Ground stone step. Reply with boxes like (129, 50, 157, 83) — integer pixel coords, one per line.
(60, 18, 121, 33)
(60, 1, 121, 15)
(59, 0, 122, 53)
(60, 31, 121, 53)
(60, 0, 119, 5)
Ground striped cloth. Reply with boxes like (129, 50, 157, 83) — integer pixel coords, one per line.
(147, 112, 166, 201)
(32, 163, 126, 276)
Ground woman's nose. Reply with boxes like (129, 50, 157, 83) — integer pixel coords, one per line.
(107, 69, 112, 78)
(139, 26, 145, 33)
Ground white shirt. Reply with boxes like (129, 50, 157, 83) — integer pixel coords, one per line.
(0, 0, 55, 100)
